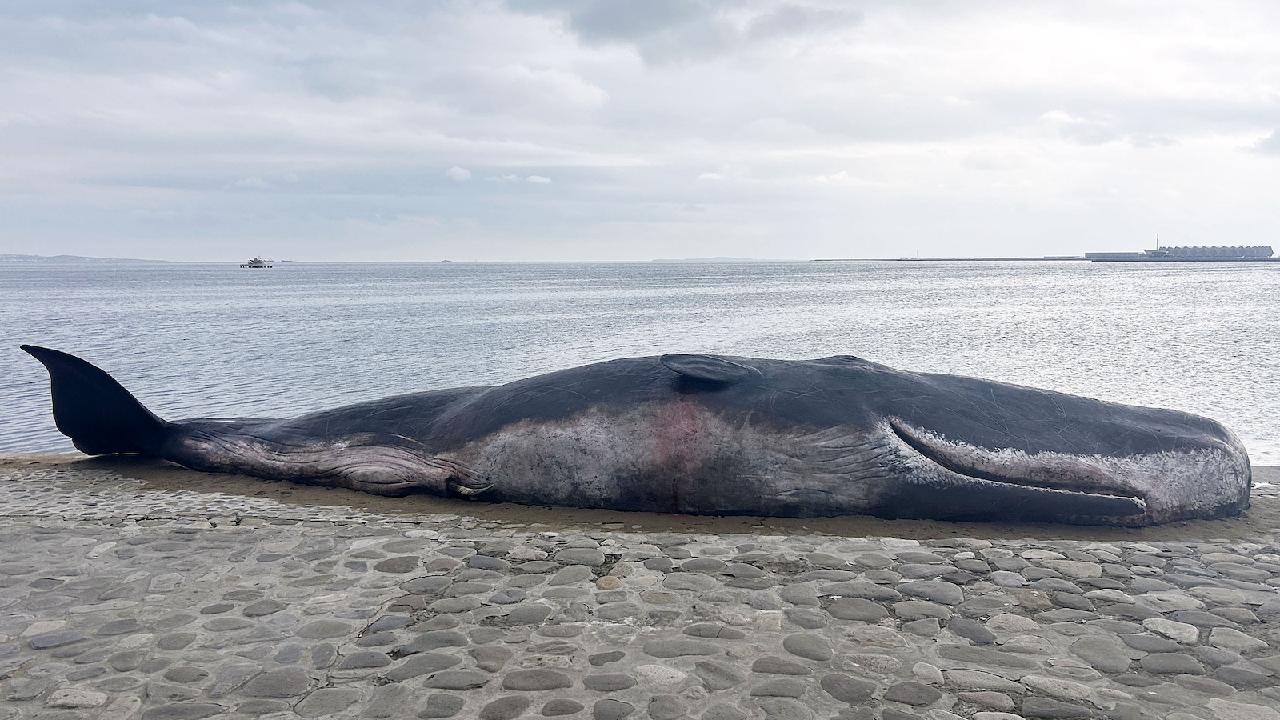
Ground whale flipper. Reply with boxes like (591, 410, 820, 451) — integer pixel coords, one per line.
(21, 345, 168, 456)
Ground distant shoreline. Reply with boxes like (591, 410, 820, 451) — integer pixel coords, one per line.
(0, 253, 169, 264)
(8, 255, 1278, 265)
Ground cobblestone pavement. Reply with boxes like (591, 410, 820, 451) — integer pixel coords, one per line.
(1, 459, 1279, 720)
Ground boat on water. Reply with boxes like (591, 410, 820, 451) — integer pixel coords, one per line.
(239, 257, 273, 268)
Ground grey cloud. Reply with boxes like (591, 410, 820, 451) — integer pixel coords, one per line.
(2, 1, 1280, 261)
(747, 3, 862, 40)
(506, 0, 862, 63)
(294, 56, 388, 101)
(526, 0, 710, 42)
(507, 0, 737, 63)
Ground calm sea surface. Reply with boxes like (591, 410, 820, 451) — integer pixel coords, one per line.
(2, 261, 1276, 464)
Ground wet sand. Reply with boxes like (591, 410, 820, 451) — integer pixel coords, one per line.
(3, 454, 1276, 542)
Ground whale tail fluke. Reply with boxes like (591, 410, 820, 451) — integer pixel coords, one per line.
(21, 345, 168, 456)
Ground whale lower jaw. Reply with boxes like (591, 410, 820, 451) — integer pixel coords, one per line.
(886, 418, 1249, 526)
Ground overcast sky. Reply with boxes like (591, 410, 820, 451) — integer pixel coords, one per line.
(2, 1, 1279, 261)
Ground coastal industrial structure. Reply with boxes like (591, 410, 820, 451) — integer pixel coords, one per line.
(827, 243, 1277, 263)
(1086, 245, 1276, 262)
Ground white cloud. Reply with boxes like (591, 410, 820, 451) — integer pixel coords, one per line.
(1039, 110, 1123, 146)
(1, 1, 1279, 260)
(1255, 130, 1280, 154)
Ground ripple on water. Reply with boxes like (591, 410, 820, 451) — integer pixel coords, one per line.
(2, 261, 1277, 465)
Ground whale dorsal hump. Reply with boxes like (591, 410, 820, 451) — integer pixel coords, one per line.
(660, 354, 760, 384)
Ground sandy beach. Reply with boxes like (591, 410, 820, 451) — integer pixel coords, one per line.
(1, 455, 1277, 720)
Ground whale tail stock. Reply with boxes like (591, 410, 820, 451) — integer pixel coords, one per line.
(21, 345, 493, 499)
(20, 345, 169, 456)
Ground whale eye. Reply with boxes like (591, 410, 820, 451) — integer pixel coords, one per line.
(660, 354, 760, 385)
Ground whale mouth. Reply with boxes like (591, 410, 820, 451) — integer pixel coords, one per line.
(888, 418, 1148, 519)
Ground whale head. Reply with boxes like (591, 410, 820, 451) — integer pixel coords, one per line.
(658, 353, 1251, 525)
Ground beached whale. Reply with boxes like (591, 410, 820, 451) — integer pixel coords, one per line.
(22, 345, 1249, 525)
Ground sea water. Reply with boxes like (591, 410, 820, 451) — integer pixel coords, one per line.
(2, 260, 1276, 464)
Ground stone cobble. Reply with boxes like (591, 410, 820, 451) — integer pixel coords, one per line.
(0, 462, 1279, 719)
